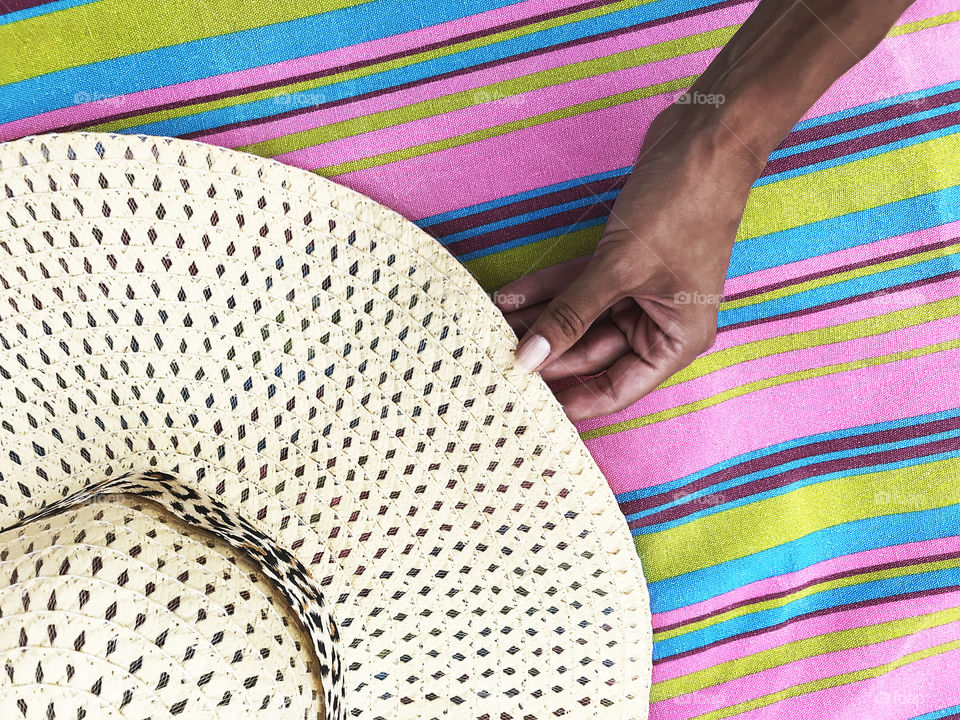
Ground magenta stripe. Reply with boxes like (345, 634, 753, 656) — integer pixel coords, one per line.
(722, 237, 960, 302)
(630, 434, 960, 529)
(656, 549, 960, 634)
(623, 415, 960, 518)
(653, 584, 960, 666)
(654, 587, 960, 681)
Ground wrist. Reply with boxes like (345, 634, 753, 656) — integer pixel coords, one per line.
(643, 100, 771, 186)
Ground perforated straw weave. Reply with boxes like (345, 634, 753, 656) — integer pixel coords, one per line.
(0, 132, 652, 720)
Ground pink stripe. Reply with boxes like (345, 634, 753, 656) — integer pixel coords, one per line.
(654, 619, 960, 718)
(653, 588, 960, 682)
(0, 0, 587, 141)
(802, 20, 960, 120)
(272, 49, 717, 170)
(204, 2, 752, 151)
(335, 91, 670, 217)
(334, 18, 960, 218)
(584, 347, 960, 494)
(725, 643, 960, 720)
(722, 220, 960, 297)
(899, 0, 960, 24)
(636, 312, 960, 419)
(652, 536, 960, 633)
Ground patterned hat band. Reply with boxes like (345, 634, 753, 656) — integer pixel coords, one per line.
(0, 132, 652, 720)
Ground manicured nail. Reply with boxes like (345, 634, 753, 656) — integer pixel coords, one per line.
(514, 334, 551, 373)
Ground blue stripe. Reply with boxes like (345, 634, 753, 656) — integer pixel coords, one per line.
(0, 0, 732, 125)
(0, 0, 98, 26)
(634, 449, 960, 535)
(645, 503, 960, 613)
(437, 190, 618, 245)
(717, 252, 960, 328)
(616, 408, 960, 504)
(729, 184, 960, 278)
(653, 565, 960, 660)
(770, 100, 960, 161)
(626, 427, 960, 523)
(791, 79, 960, 132)
(756, 124, 960, 187)
(417, 166, 630, 226)
(912, 703, 960, 720)
(458, 216, 607, 262)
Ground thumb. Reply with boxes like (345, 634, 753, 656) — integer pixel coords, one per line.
(513, 258, 621, 373)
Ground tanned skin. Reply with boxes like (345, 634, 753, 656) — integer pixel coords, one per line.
(498, 0, 918, 421)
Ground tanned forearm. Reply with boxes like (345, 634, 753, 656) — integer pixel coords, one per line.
(652, 0, 916, 171)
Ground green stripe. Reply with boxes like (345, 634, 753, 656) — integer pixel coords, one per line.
(0, 0, 371, 87)
(637, 453, 960, 582)
(653, 604, 960, 702)
(588, 338, 960, 441)
(94, 0, 666, 135)
(314, 75, 696, 175)
(238, 26, 735, 158)
(689, 636, 960, 719)
(653, 555, 960, 644)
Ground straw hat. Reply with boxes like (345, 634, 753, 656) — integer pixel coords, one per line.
(0, 132, 651, 719)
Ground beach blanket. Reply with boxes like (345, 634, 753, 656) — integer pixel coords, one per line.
(2, 1, 959, 717)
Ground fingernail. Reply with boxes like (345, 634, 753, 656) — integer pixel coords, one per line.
(514, 334, 551, 373)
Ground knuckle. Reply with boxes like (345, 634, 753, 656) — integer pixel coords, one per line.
(548, 299, 587, 340)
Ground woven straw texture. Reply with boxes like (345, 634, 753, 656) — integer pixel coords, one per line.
(0, 132, 651, 720)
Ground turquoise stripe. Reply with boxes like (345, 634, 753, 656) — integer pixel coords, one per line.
(912, 703, 960, 720)
(0, 0, 732, 125)
(791, 79, 960, 132)
(457, 216, 607, 261)
(654, 566, 960, 660)
(0, 0, 527, 123)
(626, 427, 960, 523)
(634, 448, 960, 535)
(729, 184, 960, 278)
(646, 503, 960, 613)
(0, 0, 99, 26)
(616, 408, 960, 504)
(756, 123, 960, 187)
(438, 190, 619, 245)
(417, 166, 630, 226)
(770, 100, 960, 161)
(717, 252, 960, 328)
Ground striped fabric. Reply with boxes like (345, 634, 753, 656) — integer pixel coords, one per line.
(2, 0, 959, 717)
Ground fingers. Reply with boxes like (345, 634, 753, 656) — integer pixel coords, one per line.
(493, 255, 592, 312)
(556, 350, 678, 422)
(555, 312, 717, 422)
(502, 302, 547, 337)
(538, 322, 630, 381)
(513, 257, 624, 373)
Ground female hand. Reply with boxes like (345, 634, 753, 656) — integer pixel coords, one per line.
(496, 107, 766, 422)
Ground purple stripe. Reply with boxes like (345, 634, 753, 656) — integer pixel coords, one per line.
(156, 0, 753, 140)
(621, 414, 960, 518)
(445, 193, 614, 256)
(629, 432, 960, 529)
(0, 0, 58, 14)
(653, 584, 960, 665)
(719, 269, 960, 333)
(777, 86, 960, 151)
(722, 237, 960, 302)
(763, 107, 960, 177)
(656, 549, 960, 634)
(426, 173, 626, 238)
